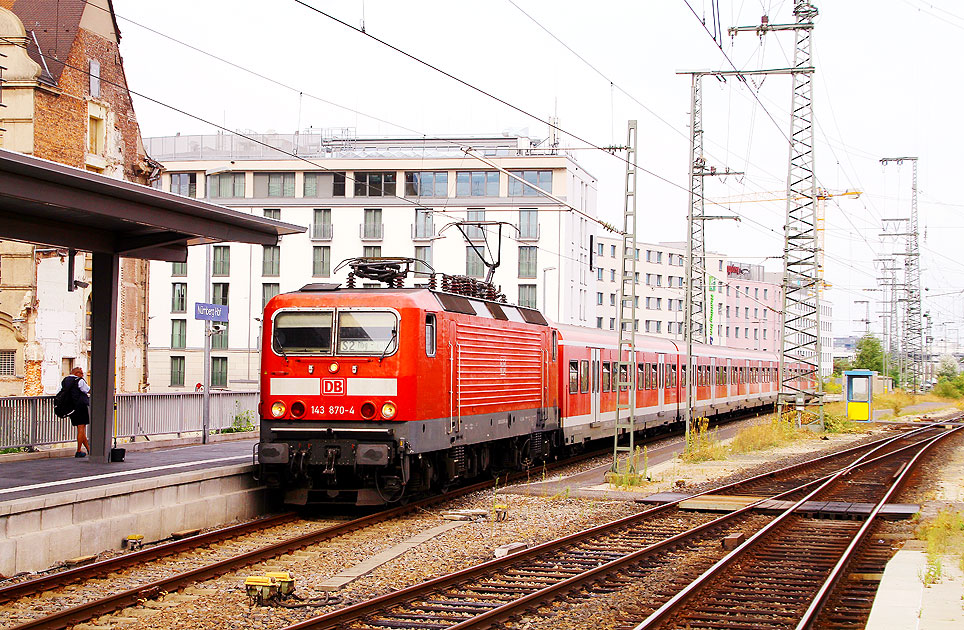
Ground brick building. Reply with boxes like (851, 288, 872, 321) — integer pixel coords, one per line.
(0, 0, 157, 395)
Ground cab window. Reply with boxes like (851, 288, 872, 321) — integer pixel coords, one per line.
(273, 311, 333, 354)
(336, 311, 398, 355)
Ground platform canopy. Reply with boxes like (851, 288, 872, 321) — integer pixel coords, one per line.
(0, 147, 305, 461)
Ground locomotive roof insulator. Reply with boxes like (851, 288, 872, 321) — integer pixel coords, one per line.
(332, 257, 434, 287)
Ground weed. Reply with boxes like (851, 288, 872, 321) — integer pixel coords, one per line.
(218, 404, 256, 434)
(730, 414, 805, 454)
(0, 446, 28, 455)
(824, 413, 861, 434)
(681, 416, 726, 463)
(917, 508, 964, 583)
(606, 446, 649, 489)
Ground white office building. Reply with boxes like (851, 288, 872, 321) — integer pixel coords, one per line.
(144, 132, 597, 391)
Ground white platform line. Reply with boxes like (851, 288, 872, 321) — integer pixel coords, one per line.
(0, 455, 250, 496)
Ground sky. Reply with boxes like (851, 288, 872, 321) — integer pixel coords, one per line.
(111, 0, 964, 345)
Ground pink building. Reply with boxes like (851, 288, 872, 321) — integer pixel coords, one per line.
(724, 262, 782, 352)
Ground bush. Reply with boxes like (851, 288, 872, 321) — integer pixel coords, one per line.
(823, 380, 842, 394)
(682, 416, 726, 463)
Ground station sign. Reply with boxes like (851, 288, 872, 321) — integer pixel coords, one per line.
(195, 302, 229, 321)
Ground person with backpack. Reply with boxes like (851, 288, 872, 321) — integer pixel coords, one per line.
(55, 367, 91, 457)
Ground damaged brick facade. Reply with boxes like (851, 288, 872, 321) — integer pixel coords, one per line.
(0, 0, 154, 395)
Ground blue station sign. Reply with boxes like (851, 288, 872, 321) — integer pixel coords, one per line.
(195, 302, 229, 321)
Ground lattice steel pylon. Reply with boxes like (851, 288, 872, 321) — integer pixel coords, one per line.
(780, 2, 822, 428)
(880, 157, 922, 391)
(730, 2, 823, 428)
(612, 120, 638, 471)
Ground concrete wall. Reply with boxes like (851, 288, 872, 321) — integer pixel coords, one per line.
(0, 465, 264, 576)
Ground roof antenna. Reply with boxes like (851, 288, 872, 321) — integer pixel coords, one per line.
(360, 0, 366, 33)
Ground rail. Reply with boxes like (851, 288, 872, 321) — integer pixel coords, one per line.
(0, 391, 259, 451)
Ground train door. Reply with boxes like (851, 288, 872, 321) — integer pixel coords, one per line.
(726, 358, 732, 400)
(657, 353, 666, 411)
(590, 348, 601, 424)
(448, 321, 460, 434)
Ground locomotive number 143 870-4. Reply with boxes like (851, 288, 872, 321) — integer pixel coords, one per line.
(311, 405, 355, 416)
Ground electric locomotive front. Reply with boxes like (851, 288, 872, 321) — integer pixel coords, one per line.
(257, 285, 432, 505)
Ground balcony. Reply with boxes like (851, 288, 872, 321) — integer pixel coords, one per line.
(311, 223, 333, 241)
(360, 223, 384, 240)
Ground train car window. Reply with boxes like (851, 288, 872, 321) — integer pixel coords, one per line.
(425, 314, 437, 357)
(653, 364, 660, 389)
(569, 360, 579, 394)
(619, 364, 629, 391)
(680, 364, 686, 387)
(336, 311, 398, 355)
(637, 363, 645, 391)
(602, 362, 611, 392)
(579, 360, 590, 393)
(272, 311, 333, 354)
(551, 330, 558, 361)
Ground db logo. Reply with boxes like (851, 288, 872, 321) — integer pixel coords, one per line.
(322, 378, 346, 395)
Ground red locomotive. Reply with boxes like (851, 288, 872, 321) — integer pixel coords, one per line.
(257, 260, 807, 506)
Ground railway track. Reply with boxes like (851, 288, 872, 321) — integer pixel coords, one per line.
(273, 425, 951, 630)
(0, 445, 610, 630)
(635, 424, 962, 630)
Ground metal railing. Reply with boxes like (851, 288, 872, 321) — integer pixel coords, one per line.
(0, 391, 260, 451)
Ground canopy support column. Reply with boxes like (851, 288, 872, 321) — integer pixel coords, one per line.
(89, 252, 119, 462)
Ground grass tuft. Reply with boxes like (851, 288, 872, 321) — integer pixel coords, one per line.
(730, 413, 807, 454)
(917, 508, 964, 584)
(681, 416, 726, 463)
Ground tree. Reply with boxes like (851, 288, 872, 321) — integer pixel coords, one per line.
(937, 354, 960, 381)
(853, 334, 884, 373)
(833, 357, 853, 376)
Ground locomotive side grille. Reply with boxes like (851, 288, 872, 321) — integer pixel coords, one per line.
(456, 323, 544, 413)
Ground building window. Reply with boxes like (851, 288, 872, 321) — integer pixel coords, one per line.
(414, 245, 432, 275)
(609, 318, 615, 330)
(456, 171, 499, 197)
(313, 246, 330, 277)
(263, 283, 280, 309)
(466, 246, 485, 278)
(304, 172, 346, 197)
(262, 245, 280, 276)
(170, 173, 196, 198)
(207, 173, 245, 198)
(212, 322, 228, 349)
(518, 246, 537, 278)
(88, 110, 105, 155)
(170, 356, 185, 387)
(363, 246, 382, 258)
(171, 319, 186, 349)
(596, 292, 603, 305)
(518, 284, 537, 308)
(596, 268, 603, 281)
(362, 208, 383, 239)
(405, 171, 448, 197)
(212, 283, 229, 306)
(89, 58, 101, 97)
(252, 172, 295, 197)
(312, 208, 332, 239)
(414, 208, 434, 239)
(263, 208, 281, 220)
(764, 288, 768, 300)
(465, 208, 485, 239)
(171, 283, 187, 313)
(354, 171, 396, 197)
(610, 269, 616, 282)
(610, 245, 616, 257)
(508, 170, 552, 196)
(212, 246, 230, 276)
(211, 357, 228, 388)
(610, 294, 616, 306)
(0, 350, 14, 376)
(597, 243, 604, 256)
(596, 317, 603, 329)
(172, 262, 187, 277)
(519, 208, 539, 239)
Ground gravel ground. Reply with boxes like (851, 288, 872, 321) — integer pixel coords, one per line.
(11, 415, 951, 630)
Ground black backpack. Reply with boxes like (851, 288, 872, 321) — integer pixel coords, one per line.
(54, 378, 76, 418)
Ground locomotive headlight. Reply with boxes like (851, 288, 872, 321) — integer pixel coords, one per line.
(328, 362, 339, 374)
(380, 401, 397, 419)
(270, 401, 287, 418)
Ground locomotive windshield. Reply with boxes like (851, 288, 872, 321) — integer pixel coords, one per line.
(272, 311, 333, 354)
(336, 311, 398, 355)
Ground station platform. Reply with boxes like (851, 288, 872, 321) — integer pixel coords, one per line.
(0, 435, 265, 578)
